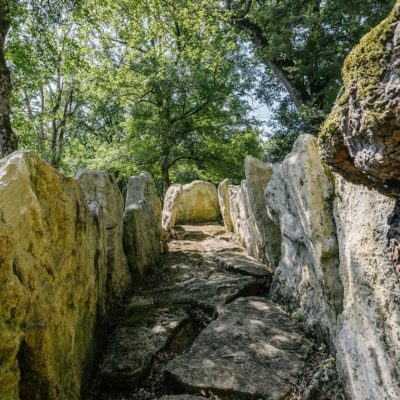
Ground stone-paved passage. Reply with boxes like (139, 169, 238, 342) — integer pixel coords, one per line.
(87, 224, 338, 400)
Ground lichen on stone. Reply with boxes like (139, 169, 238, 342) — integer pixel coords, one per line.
(320, 2, 399, 142)
(320, 1, 400, 197)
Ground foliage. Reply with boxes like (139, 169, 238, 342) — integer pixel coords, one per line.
(4, 0, 397, 188)
(229, 0, 396, 159)
(85, 0, 260, 192)
(6, 0, 261, 192)
(263, 101, 325, 163)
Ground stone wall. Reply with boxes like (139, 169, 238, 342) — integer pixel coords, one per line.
(0, 153, 161, 399)
(219, 134, 400, 399)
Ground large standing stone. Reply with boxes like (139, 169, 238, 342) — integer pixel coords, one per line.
(76, 170, 132, 305)
(266, 135, 343, 335)
(227, 184, 242, 236)
(218, 178, 234, 232)
(165, 297, 306, 399)
(124, 172, 162, 279)
(244, 156, 282, 268)
(162, 181, 220, 231)
(175, 181, 220, 224)
(162, 184, 183, 231)
(221, 174, 280, 268)
(320, 3, 400, 197)
(0, 151, 103, 400)
(237, 180, 259, 258)
(333, 176, 400, 400)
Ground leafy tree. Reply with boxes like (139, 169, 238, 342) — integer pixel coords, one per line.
(226, 0, 396, 160)
(0, 0, 18, 156)
(85, 0, 260, 193)
(7, 0, 86, 168)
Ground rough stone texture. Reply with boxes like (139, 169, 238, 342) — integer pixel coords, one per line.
(227, 184, 241, 236)
(320, 3, 400, 198)
(175, 181, 220, 224)
(162, 181, 220, 230)
(218, 178, 234, 232)
(333, 176, 400, 400)
(124, 172, 162, 279)
(165, 297, 306, 399)
(223, 180, 260, 258)
(244, 156, 282, 268)
(211, 251, 272, 279)
(0, 151, 103, 400)
(388, 200, 400, 272)
(266, 135, 343, 335)
(221, 172, 281, 269)
(76, 169, 132, 305)
(169, 224, 242, 254)
(157, 396, 205, 400)
(162, 184, 183, 231)
(154, 273, 259, 311)
(99, 297, 192, 391)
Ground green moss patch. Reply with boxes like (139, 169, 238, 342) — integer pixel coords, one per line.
(320, 2, 399, 143)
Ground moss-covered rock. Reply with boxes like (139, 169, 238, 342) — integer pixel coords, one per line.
(320, 2, 400, 197)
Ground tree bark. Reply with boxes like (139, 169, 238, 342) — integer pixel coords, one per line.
(232, 16, 310, 109)
(161, 156, 170, 196)
(0, 1, 18, 157)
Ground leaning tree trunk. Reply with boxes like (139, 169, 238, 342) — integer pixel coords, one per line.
(0, 1, 18, 158)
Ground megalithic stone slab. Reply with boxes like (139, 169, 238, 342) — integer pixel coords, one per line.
(165, 297, 307, 400)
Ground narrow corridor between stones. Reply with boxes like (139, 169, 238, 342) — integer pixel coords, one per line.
(87, 223, 341, 400)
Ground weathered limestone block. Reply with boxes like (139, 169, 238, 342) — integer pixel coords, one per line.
(237, 180, 259, 257)
(162, 184, 182, 231)
(320, 3, 400, 197)
(165, 297, 307, 399)
(266, 135, 343, 334)
(162, 181, 220, 229)
(0, 151, 102, 400)
(154, 272, 259, 310)
(227, 184, 241, 235)
(124, 172, 162, 278)
(175, 180, 220, 224)
(217, 178, 234, 232)
(76, 170, 132, 305)
(333, 176, 400, 400)
(99, 297, 192, 391)
(244, 156, 281, 268)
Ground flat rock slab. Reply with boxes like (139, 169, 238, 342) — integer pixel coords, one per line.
(165, 297, 307, 399)
(99, 297, 193, 390)
(153, 273, 259, 310)
(157, 396, 205, 400)
(211, 251, 273, 279)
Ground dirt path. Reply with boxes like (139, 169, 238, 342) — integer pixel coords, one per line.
(87, 224, 342, 400)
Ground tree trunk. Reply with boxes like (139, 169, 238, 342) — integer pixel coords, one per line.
(161, 157, 170, 196)
(230, 14, 311, 109)
(0, 1, 18, 157)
